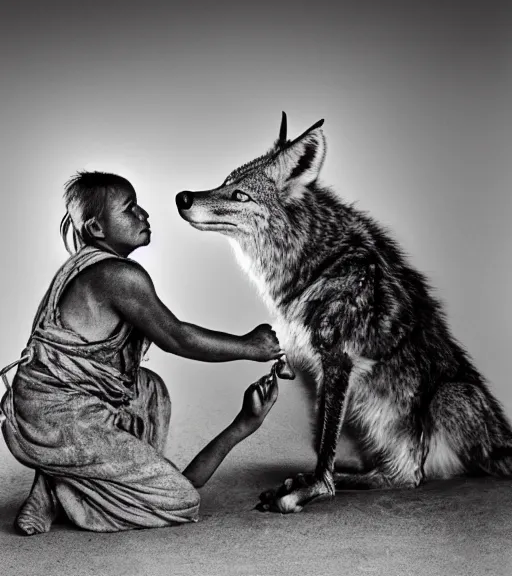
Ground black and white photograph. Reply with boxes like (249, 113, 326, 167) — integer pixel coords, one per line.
(0, 1, 510, 575)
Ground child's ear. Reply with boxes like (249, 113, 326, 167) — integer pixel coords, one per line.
(266, 127, 326, 195)
(84, 217, 105, 240)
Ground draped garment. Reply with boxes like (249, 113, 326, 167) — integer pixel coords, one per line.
(1, 246, 200, 532)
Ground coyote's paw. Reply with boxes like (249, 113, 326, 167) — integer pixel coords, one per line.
(255, 473, 334, 514)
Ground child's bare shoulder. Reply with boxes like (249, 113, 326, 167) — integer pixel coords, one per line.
(87, 258, 154, 293)
(62, 258, 153, 305)
(59, 258, 155, 340)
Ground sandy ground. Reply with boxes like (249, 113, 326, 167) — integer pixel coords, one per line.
(2, 379, 512, 576)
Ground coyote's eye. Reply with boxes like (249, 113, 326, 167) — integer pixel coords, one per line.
(232, 190, 251, 202)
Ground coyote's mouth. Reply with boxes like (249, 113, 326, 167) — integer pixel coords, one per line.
(188, 221, 237, 231)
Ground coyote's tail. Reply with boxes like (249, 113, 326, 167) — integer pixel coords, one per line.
(477, 443, 512, 477)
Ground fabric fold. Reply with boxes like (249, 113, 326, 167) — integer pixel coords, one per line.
(1, 246, 199, 532)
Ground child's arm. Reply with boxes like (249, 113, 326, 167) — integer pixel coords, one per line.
(102, 260, 281, 363)
(183, 370, 279, 488)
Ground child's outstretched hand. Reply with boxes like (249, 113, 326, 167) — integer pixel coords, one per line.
(235, 367, 279, 435)
(243, 324, 282, 362)
(183, 366, 280, 488)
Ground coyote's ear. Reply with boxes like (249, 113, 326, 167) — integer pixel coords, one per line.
(267, 125, 326, 193)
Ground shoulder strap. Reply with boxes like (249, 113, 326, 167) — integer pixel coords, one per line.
(32, 246, 125, 331)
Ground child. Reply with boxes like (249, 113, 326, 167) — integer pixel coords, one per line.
(0, 171, 282, 535)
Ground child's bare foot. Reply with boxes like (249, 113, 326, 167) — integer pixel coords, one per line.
(15, 473, 60, 536)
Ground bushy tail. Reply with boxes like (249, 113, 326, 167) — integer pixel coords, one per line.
(477, 443, 512, 477)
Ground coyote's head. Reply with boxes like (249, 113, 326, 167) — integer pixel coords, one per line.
(176, 113, 326, 245)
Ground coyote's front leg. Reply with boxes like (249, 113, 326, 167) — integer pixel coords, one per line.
(257, 353, 351, 513)
(257, 264, 379, 513)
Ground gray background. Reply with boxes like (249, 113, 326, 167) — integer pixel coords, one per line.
(0, 0, 511, 469)
(2, 2, 512, 575)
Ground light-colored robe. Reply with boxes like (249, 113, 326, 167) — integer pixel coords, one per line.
(1, 246, 200, 532)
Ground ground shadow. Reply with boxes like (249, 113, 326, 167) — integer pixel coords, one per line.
(199, 461, 512, 517)
(3, 463, 511, 535)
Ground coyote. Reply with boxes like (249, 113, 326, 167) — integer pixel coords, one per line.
(176, 113, 512, 513)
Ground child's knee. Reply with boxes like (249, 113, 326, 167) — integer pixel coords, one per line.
(163, 467, 201, 509)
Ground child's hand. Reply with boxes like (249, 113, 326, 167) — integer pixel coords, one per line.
(235, 369, 279, 435)
(243, 324, 282, 362)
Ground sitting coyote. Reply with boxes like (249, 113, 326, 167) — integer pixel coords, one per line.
(176, 113, 512, 513)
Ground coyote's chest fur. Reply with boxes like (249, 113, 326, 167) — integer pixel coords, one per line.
(230, 241, 323, 382)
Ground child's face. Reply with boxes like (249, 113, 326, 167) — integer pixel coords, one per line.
(98, 186, 151, 256)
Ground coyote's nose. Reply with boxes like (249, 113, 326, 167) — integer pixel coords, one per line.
(176, 191, 194, 210)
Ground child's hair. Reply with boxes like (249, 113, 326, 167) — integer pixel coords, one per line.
(60, 171, 134, 254)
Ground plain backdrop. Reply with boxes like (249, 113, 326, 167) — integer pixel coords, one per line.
(0, 1, 511, 472)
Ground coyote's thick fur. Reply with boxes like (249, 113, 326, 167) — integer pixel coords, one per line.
(176, 113, 512, 513)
